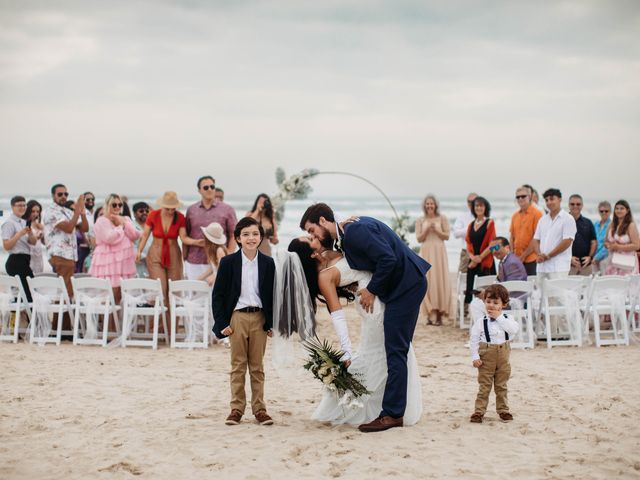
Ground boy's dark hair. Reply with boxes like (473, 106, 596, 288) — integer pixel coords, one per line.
(132, 201, 150, 212)
(197, 175, 215, 189)
(234, 216, 264, 242)
(543, 188, 562, 199)
(494, 236, 509, 247)
(299, 203, 335, 229)
(51, 183, 65, 195)
(483, 284, 510, 306)
(10, 195, 26, 206)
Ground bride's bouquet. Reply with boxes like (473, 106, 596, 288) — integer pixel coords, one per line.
(302, 336, 369, 408)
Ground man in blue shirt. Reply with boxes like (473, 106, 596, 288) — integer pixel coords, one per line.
(593, 201, 611, 275)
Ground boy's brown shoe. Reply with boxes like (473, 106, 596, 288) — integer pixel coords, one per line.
(469, 413, 483, 423)
(225, 409, 243, 425)
(255, 410, 274, 425)
(499, 412, 513, 422)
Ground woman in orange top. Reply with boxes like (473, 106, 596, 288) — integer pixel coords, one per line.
(464, 196, 496, 305)
(135, 192, 202, 340)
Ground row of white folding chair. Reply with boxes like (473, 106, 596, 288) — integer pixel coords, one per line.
(72, 277, 121, 347)
(26, 275, 73, 345)
(169, 279, 211, 349)
(0, 275, 32, 343)
(585, 275, 632, 347)
(120, 278, 169, 350)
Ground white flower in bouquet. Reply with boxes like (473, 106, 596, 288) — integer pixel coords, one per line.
(322, 374, 335, 385)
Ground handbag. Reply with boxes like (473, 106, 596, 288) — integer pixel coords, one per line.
(610, 252, 636, 270)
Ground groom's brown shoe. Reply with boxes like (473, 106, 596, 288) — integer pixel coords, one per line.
(358, 415, 403, 433)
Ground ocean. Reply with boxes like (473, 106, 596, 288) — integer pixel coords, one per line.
(1, 194, 638, 274)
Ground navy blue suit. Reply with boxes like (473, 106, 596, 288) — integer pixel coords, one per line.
(341, 217, 430, 418)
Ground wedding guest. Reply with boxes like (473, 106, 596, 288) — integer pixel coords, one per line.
(132, 202, 151, 278)
(214, 187, 225, 203)
(212, 217, 275, 426)
(490, 237, 527, 282)
(197, 222, 228, 286)
(121, 195, 132, 218)
(532, 188, 576, 279)
(453, 192, 477, 274)
(136, 192, 200, 338)
(415, 194, 451, 326)
(604, 200, 639, 275)
(246, 193, 279, 256)
(568, 194, 596, 276)
(22, 200, 45, 275)
(523, 184, 545, 215)
(2, 196, 37, 301)
(89, 194, 141, 303)
(184, 176, 237, 280)
(42, 184, 89, 297)
(509, 186, 542, 276)
(593, 201, 612, 275)
(77, 191, 96, 271)
(469, 284, 519, 424)
(464, 196, 496, 306)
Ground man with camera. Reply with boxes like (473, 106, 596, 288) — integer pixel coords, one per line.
(184, 175, 238, 280)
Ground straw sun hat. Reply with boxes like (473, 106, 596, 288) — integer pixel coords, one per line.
(201, 222, 227, 245)
(156, 191, 184, 209)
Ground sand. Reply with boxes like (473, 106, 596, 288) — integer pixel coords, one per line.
(1, 305, 639, 480)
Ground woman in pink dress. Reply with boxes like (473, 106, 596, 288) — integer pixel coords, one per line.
(604, 200, 640, 276)
(90, 194, 141, 302)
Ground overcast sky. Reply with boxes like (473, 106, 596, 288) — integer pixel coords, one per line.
(1, 0, 638, 201)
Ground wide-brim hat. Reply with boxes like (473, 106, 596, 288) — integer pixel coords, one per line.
(156, 191, 184, 209)
(201, 222, 227, 245)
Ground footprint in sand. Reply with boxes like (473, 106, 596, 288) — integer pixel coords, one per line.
(98, 462, 143, 476)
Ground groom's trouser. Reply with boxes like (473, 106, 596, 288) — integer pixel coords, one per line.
(382, 276, 428, 419)
(228, 311, 268, 414)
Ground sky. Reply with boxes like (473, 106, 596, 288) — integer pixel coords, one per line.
(0, 0, 639, 201)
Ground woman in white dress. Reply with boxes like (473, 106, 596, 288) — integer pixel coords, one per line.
(287, 237, 422, 426)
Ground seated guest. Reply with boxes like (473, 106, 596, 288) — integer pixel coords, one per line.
(1, 196, 37, 301)
(490, 237, 528, 282)
(593, 201, 611, 275)
(568, 194, 596, 276)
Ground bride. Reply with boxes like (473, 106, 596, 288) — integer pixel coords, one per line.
(285, 236, 422, 426)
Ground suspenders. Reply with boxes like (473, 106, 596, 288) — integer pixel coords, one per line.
(483, 316, 509, 343)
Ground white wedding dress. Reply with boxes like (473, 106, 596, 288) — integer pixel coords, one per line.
(312, 258, 423, 426)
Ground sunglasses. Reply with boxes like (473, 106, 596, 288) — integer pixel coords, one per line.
(489, 244, 501, 252)
(599, 210, 609, 213)
(56, 192, 69, 198)
(111, 202, 123, 208)
(515, 195, 528, 200)
(569, 202, 582, 206)
(201, 185, 216, 191)
(136, 208, 150, 213)
(85, 197, 95, 202)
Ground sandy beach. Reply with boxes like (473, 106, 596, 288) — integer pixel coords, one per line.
(1, 305, 639, 480)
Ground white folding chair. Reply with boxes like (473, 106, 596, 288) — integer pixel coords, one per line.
(0, 275, 32, 343)
(26, 276, 73, 346)
(539, 277, 588, 349)
(120, 278, 168, 349)
(473, 275, 497, 290)
(588, 276, 631, 347)
(628, 274, 640, 334)
(71, 277, 121, 347)
(500, 280, 535, 349)
(456, 272, 469, 329)
(169, 280, 211, 349)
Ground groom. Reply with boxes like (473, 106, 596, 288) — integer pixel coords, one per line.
(300, 203, 430, 432)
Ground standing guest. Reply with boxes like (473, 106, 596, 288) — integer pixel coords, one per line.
(184, 176, 238, 280)
(532, 188, 576, 279)
(42, 184, 89, 297)
(464, 196, 496, 306)
(415, 194, 451, 326)
(509, 186, 542, 276)
(593, 201, 612, 275)
(198, 222, 228, 286)
(213, 217, 275, 426)
(89, 194, 140, 303)
(453, 192, 477, 274)
(604, 200, 640, 275)
(215, 187, 225, 203)
(22, 200, 45, 275)
(246, 193, 279, 256)
(568, 194, 596, 276)
(78, 191, 96, 272)
(523, 184, 546, 215)
(2, 196, 37, 301)
(136, 192, 200, 338)
(490, 237, 527, 282)
(132, 202, 151, 278)
(121, 195, 132, 218)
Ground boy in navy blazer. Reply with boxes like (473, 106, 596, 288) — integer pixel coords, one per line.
(212, 217, 276, 426)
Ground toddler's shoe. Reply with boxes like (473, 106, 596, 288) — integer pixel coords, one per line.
(469, 413, 483, 423)
(499, 412, 513, 422)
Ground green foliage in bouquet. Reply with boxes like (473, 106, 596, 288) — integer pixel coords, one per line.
(302, 335, 369, 398)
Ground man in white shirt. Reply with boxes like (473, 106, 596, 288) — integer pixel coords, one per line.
(531, 188, 577, 279)
(453, 192, 477, 273)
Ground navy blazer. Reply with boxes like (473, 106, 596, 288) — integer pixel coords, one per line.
(341, 216, 430, 303)
(211, 249, 275, 338)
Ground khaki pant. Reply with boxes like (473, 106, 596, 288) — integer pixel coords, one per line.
(229, 311, 268, 414)
(474, 342, 511, 415)
(49, 256, 75, 298)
